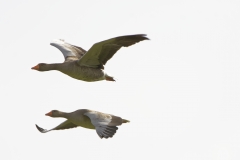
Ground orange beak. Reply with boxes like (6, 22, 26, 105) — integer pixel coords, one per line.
(31, 65, 39, 70)
(45, 111, 52, 116)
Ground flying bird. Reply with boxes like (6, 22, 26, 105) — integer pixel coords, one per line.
(31, 34, 149, 82)
(36, 109, 130, 139)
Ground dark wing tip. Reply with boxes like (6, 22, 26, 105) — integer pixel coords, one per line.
(137, 34, 150, 41)
(115, 34, 149, 47)
(104, 126, 118, 139)
(96, 126, 119, 139)
(135, 34, 150, 40)
(128, 34, 149, 40)
(35, 124, 48, 133)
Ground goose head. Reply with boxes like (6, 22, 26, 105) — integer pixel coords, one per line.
(45, 110, 63, 117)
(31, 63, 49, 71)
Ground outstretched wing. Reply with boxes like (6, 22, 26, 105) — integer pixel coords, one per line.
(84, 111, 123, 139)
(78, 34, 149, 69)
(50, 39, 87, 62)
(35, 120, 78, 133)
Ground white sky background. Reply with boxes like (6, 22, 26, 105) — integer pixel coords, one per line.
(0, 0, 240, 159)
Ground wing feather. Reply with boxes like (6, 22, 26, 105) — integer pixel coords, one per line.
(84, 111, 122, 139)
(78, 34, 149, 69)
(50, 39, 87, 62)
(35, 120, 78, 133)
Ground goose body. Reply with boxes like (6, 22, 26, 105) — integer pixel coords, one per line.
(36, 109, 130, 139)
(44, 62, 105, 81)
(32, 34, 149, 82)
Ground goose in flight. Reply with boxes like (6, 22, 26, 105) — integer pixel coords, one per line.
(31, 34, 149, 82)
(36, 109, 129, 139)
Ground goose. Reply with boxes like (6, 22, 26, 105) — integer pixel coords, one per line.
(31, 34, 149, 82)
(36, 109, 130, 139)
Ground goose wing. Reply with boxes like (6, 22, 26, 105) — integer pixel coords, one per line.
(50, 39, 87, 62)
(35, 120, 78, 133)
(78, 34, 149, 69)
(84, 111, 123, 139)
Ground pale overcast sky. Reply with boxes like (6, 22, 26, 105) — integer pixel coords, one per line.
(0, 0, 240, 160)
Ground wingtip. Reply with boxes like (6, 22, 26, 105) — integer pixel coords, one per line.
(35, 124, 46, 133)
(144, 37, 150, 40)
(141, 34, 150, 40)
(35, 124, 41, 131)
(50, 39, 65, 46)
(134, 34, 149, 39)
(144, 36, 150, 40)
